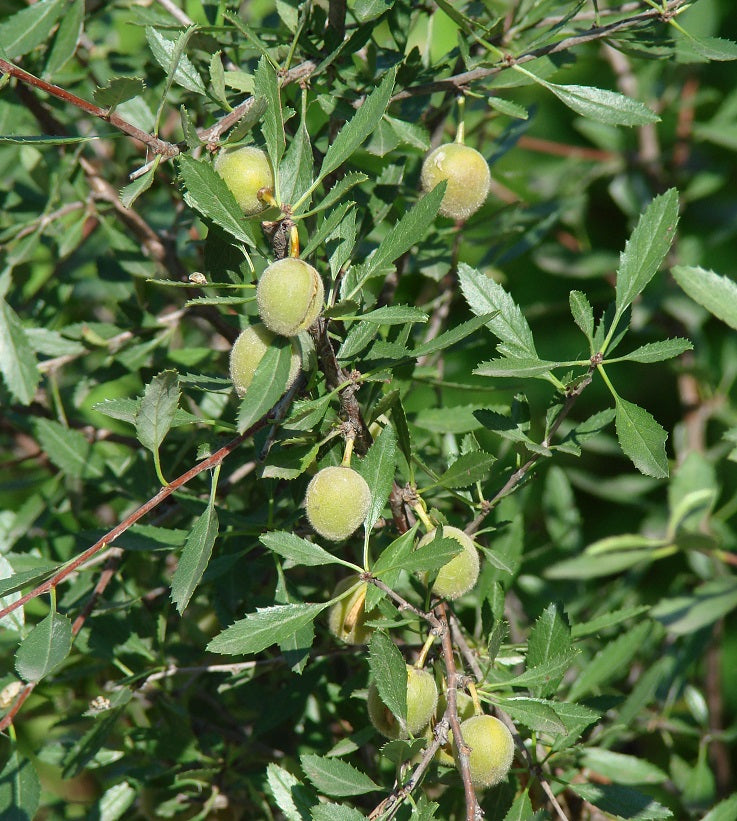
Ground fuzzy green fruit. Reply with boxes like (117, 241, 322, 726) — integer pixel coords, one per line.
(328, 578, 376, 645)
(229, 324, 301, 398)
(420, 142, 490, 221)
(454, 714, 514, 789)
(305, 466, 370, 541)
(434, 690, 476, 766)
(257, 257, 324, 337)
(368, 665, 438, 739)
(417, 526, 479, 599)
(214, 146, 274, 215)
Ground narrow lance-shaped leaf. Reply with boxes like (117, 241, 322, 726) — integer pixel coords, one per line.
(0, 0, 64, 59)
(611, 338, 693, 364)
(569, 290, 594, 345)
(671, 265, 737, 330)
(356, 424, 397, 533)
(615, 188, 679, 317)
(300, 754, 380, 797)
(431, 451, 496, 489)
(254, 56, 285, 171)
(237, 341, 294, 433)
(0, 297, 40, 405)
(170, 498, 219, 614)
(539, 78, 660, 127)
(135, 370, 180, 453)
(145, 25, 206, 96)
(260, 531, 358, 569)
(615, 395, 669, 479)
(369, 631, 407, 727)
(0, 749, 41, 820)
(15, 610, 73, 682)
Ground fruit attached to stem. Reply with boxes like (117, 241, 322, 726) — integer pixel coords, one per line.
(229, 324, 301, 397)
(257, 257, 324, 337)
(328, 579, 376, 645)
(420, 142, 490, 220)
(214, 146, 274, 215)
(416, 526, 480, 599)
(305, 465, 370, 541)
(453, 714, 515, 789)
(368, 665, 438, 739)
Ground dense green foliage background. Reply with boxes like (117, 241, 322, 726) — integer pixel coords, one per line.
(1, 0, 737, 818)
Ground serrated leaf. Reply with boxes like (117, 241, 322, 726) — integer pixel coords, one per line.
(353, 305, 429, 324)
(35, 418, 103, 479)
(279, 119, 313, 207)
(0, 749, 41, 820)
(0, 134, 100, 145)
(237, 341, 294, 433)
(145, 26, 206, 95)
(671, 265, 737, 330)
(542, 81, 660, 126)
(568, 620, 652, 701)
(120, 157, 158, 208)
(355, 424, 397, 533)
(413, 313, 495, 358)
(615, 397, 668, 478)
(93, 77, 146, 109)
(0, 556, 23, 632)
(614, 338, 693, 363)
(15, 610, 72, 682)
(0, 297, 40, 405)
(207, 602, 327, 655)
(489, 96, 529, 120)
(526, 603, 572, 697)
(266, 763, 314, 821)
(496, 649, 578, 690)
(474, 357, 567, 378)
(369, 631, 407, 728)
(0, 562, 61, 599)
(260, 531, 351, 568)
(44, 0, 84, 78)
(431, 451, 496, 489)
(366, 524, 418, 609)
(310, 172, 368, 215)
(496, 697, 566, 734)
(178, 155, 257, 247)
(615, 189, 679, 316)
(135, 370, 180, 453)
(374, 536, 462, 575)
(0, 0, 64, 59)
(254, 56, 285, 170)
(459, 264, 537, 358)
(569, 290, 594, 343)
(300, 753, 379, 797)
(318, 67, 397, 183)
(170, 500, 218, 614)
(311, 804, 365, 821)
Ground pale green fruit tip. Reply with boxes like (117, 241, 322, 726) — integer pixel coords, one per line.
(305, 465, 370, 541)
(229, 324, 301, 398)
(214, 145, 274, 215)
(257, 257, 325, 337)
(368, 665, 438, 739)
(417, 525, 480, 599)
(454, 714, 515, 789)
(420, 142, 490, 220)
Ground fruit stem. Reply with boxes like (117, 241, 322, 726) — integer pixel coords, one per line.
(468, 681, 483, 715)
(415, 633, 436, 668)
(412, 502, 434, 533)
(455, 95, 466, 144)
(344, 584, 366, 631)
(289, 223, 300, 258)
(341, 435, 356, 467)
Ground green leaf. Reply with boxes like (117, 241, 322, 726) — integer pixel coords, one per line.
(568, 620, 652, 701)
(311, 804, 366, 821)
(44, 0, 84, 78)
(0, 562, 61, 599)
(502, 790, 536, 821)
(15, 610, 73, 682)
(310, 172, 368, 215)
(0, 297, 40, 405)
(569, 290, 594, 344)
(353, 305, 429, 325)
(254, 56, 285, 171)
(300, 753, 379, 797)
(571, 606, 650, 638)
(93, 77, 146, 109)
(0, 749, 41, 820)
(266, 764, 315, 821)
(671, 265, 737, 330)
(279, 118, 313, 207)
(318, 67, 397, 183)
(489, 97, 529, 120)
(374, 536, 462, 575)
(474, 357, 568, 378)
(135, 370, 180, 453)
(431, 451, 496, 489)
(35, 418, 103, 479)
(615, 396, 669, 478)
(237, 340, 294, 433)
(459, 263, 538, 358)
(260, 531, 353, 569)
(120, 159, 158, 209)
(207, 602, 327, 655)
(702, 794, 737, 821)
(580, 749, 668, 785)
(0, 0, 64, 59)
(676, 33, 737, 62)
(0, 134, 101, 145)
(145, 26, 206, 95)
(570, 783, 672, 820)
(178, 154, 258, 247)
(615, 189, 679, 317)
(412, 313, 496, 358)
(0, 556, 23, 633)
(170, 499, 219, 614)
(369, 631, 407, 728)
(495, 649, 578, 690)
(526, 603, 572, 697)
(366, 524, 418, 609)
(541, 81, 660, 126)
(546, 548, 660, 579)
(496, 697, 566, 734)
(355, 424, 397, 534)
(613, 338, 693, 363)
(650, 578, 737, 635)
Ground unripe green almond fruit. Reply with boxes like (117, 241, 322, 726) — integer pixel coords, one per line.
(229, 324, 301, 398)
(257, 257, 324, 337)
(214, 146, 274, 215)
(328, 578, 376, 645)
(368, 665, 438, 739)
(453, 715, 514, 789)
(420, 142, 491, 221)
(417, 526, 480, 599)
(305, 466, 370, 541)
